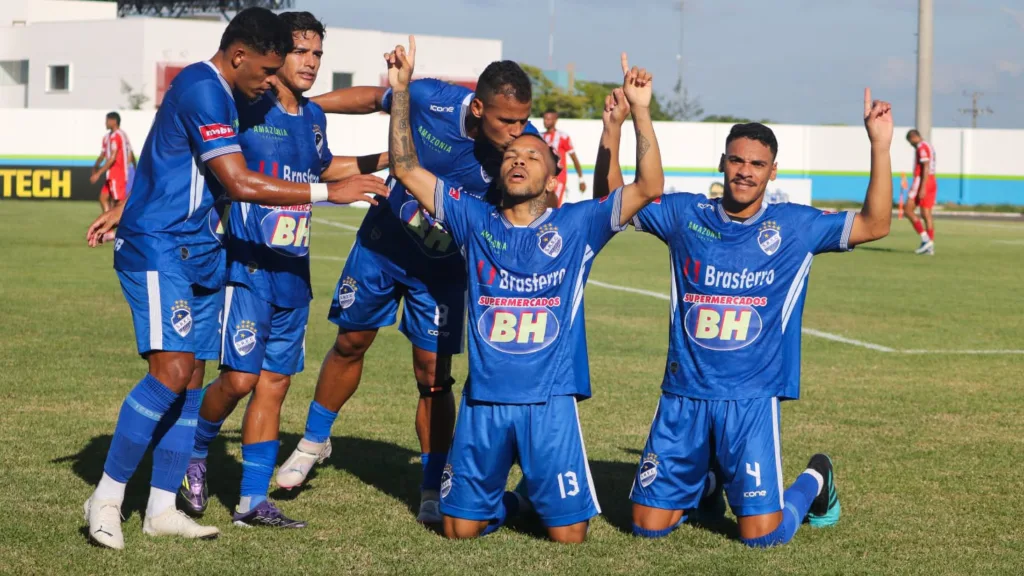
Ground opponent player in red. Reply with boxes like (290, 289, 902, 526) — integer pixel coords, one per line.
(905, 129, 936, 255)
(91, 112, 135, 213)
(542, 109, 585, 207)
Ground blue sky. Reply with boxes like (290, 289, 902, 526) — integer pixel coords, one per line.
(298, 0, 1024, 128)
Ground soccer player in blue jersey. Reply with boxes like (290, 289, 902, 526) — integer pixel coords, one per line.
(596, 89, 894, 547)
(277, 57, 540, 524)
(81, 8, 388, 550)
(385, 39, 663, 543)
(172, 11, 388, 529)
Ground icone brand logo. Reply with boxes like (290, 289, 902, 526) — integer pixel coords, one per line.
(476, 260, 566, 293)
(199, 123, 235, 142)
(683, 293, 765, 351)
(260, 209, 311, 257)
(704, 264, 775, 289)
(477, 305, 560, 354)
(430, 104, 455, 113)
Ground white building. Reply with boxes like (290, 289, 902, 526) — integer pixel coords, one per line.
(0, 0, 502, 110)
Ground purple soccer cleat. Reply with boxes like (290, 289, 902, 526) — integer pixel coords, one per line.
(176, 459, 209, 517)
(232, 500, 307, 529)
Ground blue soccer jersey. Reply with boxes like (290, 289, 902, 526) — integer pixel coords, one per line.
(433, 182, 627, 404)
(114, 61, 240, 289)
(633, 194, 856, 400)
(226, 92, 332, 309)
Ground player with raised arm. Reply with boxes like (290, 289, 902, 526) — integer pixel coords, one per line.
(542, 109, 586, 206)
(276, 52, 539, 524)
(904, 129, 936, 255)
(597, 88, 893, 547)
(387, 38, 663, 543)
(81, 8, 387, 550)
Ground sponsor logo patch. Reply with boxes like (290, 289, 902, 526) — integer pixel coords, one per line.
(199, 123, 236, 142)
(683, 293, 765, 351)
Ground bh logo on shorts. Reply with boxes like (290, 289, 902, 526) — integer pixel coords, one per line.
(170, 300, 193, 337)
(476, 296, 561, 354)
(233, 320, 258, 356)
(757, 221, 782, 256)
(400, 198, 455, 256)
(337, 277, 357, 310)
(536, 223, 563, 258)
(440, 464, 453, 499)
(639, 452, 659, 488)
(261, 208, 311, 257)
(683, 294, 765, 351)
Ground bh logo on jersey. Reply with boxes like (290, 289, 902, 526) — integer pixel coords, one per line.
(757, 221, 782, 256)
(337, 277, 357, 310)
(477, 297, 561, 354)
(638, 453, 659, 488)
(170, 300, 193, 337)
(440, 464, 453, 499)
(683, 294, 765, 351)
(400, 197, 455, 256)
(233, 320, 258, 356)
(536, 223, 563, 258)
(260, 209, 311, 257)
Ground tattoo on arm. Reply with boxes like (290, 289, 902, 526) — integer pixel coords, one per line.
(635, 122, 651, 163)
(389, 90, 419, 174)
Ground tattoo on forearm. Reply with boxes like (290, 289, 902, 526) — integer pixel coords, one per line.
(389, 90, 419, 174)
(635, 123, 651, 163)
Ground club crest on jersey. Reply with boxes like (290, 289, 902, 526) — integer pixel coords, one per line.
(233, 320, 257, 356)
(261, 209, 311, 257)
(337, 277, 357, 310)
(170, 300, 193, 337)
(480, 165, 493, 184)
(440, 464, 453, 499)
(312, 124, 324, 156)
(477, 299, 561, 355)
(536, 223, 563, 258)
(639, 453, 659, 488)
(683, 294, 765, 351)
(757, 221, 782, 256)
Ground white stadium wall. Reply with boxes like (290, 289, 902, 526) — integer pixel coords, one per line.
(1, 108, 1023, 205)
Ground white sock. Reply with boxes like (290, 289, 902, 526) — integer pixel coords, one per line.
(920, 231, 930, 242)
(146, 487, 177, 518)
(803, 468, 825, 496)
(238, 496, 253, 514)
(94, 473, 127, 504)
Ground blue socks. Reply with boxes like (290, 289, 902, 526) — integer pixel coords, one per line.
(741, 472, 819, 548)
(103, 374, 180, 483)
(421, 452, 448, 492)
(240, 440, 280, 510)
(632, 515, 687, 538)
(192, 415, 225, 459)
(481, 491, 522, 536)
(303, 401, 337, 444)
(149, 388, 201, 492)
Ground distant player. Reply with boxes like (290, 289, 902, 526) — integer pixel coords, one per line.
(176, 11, 387, 529)
(542, 109, 586, 206)
(905, 129, 936, 255)
(82, 8, 386, 550)
(90, 112, 135, 213)
(600, 89, 894, 547)
(387, 39, 663, 543)
(276, 56, 539, 523)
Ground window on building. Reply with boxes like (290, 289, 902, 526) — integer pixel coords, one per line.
(47, 64, 70, 92)
(332, 72, 353, 91)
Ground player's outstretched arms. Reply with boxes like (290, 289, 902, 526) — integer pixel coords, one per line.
(86, 202, 124, 247)
(849, 87, 894, 247)
(386, 36, 440, 216)
(311, 86, 388, 115)
(205, 152, 388, 206)
(617, 53, 664, 226)
(592, 87, 630, 200)
(321, 152, 388, 181)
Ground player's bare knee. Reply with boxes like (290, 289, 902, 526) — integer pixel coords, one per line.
(255, 373, 291, 404)
(148, 352, 194, 392)
(332, 330, 374, 360)
(221, 371, 260, 399)
(443, 517, 487, 540)
(187, 359, 207, 390)
(548, 522, 589, 544)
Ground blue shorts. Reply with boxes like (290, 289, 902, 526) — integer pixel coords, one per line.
(117, 270, 222, 359)
(328, 235, 465, 355)
(220, 283, 308, 376)
(441, 395, 600, 527)
(630, 392, 784, 517)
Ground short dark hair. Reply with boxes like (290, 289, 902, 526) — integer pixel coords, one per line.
(106, 111, 120, 125)
(544, 108, 557, 115)
(219, 7, 293, 56)
(278, 11, 326, 40)
(726, 122, 778, 158)
(476, 61, 532, 104)
(906, 129, 920, 139)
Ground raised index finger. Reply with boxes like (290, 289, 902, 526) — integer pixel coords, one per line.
(408, 35, 416, 62)
(864, 87, 872, 117)
(621, 52, 629, 76)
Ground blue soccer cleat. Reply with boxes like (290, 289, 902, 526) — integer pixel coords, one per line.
(807, 454, 841, 528)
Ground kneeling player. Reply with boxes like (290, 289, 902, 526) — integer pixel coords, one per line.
(602, 90, 894, 547)
(177, 12, 387, 527)
(386, 40, 663, 542)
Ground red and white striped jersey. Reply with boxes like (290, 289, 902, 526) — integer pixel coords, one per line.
(914, 141, 935, 178)
(542, 129, 575, 177)
(101, 129, 133, 181)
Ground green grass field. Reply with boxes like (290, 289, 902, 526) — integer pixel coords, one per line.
(2, 202, 1023, 575)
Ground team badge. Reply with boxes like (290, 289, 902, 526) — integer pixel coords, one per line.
(170, 300, 193, 338)
(639, 453, 659, 488)
(440, 464, 453, 499)
(337, 277, 357, 309)
(480, 165, 493, 184)
(233, 320, 257, 356)
(312, 124, 324, 156)
(757, 221, 782, 256)
(537, 223, 563, 258)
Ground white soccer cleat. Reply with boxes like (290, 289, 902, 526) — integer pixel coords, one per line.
(84, 497, 125, 550)
(417, 491, 442, 524)
(276, 438, 332, 490)
(142, 508, 220, 540)
(914, 240, 934, 255)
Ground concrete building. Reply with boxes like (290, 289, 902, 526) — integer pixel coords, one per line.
(0, 0, 502, 110)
